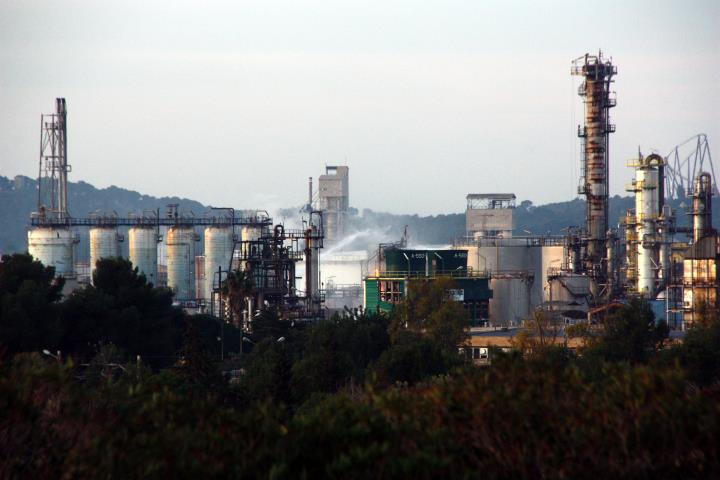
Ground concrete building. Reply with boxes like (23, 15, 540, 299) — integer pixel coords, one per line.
(318, 166, 349, 243)
(465, 194, 515, 238)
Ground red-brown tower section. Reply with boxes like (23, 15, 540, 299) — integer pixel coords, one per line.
(572, 52, 616, 287)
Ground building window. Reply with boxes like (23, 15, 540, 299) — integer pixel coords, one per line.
(379, 281, 403, 303)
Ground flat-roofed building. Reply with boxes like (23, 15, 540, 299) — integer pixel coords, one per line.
(466, 193, 516, 238)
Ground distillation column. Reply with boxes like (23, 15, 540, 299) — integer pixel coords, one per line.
(692, 172, 713, 243)
(572, 53, 616, 293)
(635, 156, 661, 295)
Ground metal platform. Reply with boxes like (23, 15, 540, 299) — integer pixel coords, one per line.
(30, 215, 274, 228)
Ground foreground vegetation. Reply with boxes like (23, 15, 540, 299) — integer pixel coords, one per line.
(1, 254, 719, 478)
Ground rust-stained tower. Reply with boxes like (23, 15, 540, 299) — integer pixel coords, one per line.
(572, 52, 617, 293)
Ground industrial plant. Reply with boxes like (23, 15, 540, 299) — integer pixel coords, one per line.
(366, 52, 718, 329)
(28, 98, 326, 325)
(25, 51, 719, 333)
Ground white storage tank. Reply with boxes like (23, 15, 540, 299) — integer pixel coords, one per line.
(166, 226, 197, 300)
(239, 225, 263, 269)
(464, 241, 532, 326)
(89, 227, 120, 281)
(460, 238, 565, 326)
(241, 225, 261, 243)
(27, 228, 75, 277)
(204, 226, 234, 300)
(129, 226, 159, 285)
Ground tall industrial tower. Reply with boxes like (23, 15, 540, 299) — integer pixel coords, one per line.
(37, 98, 70, 222)
(572, 52, 616, 291)
(318, 166, 349, 243)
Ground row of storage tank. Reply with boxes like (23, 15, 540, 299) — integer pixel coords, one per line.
(28, 225, 263, 302)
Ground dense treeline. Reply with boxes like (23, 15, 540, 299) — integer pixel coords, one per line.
(1, 254, 719, 478)
(0, 254, 242, 367)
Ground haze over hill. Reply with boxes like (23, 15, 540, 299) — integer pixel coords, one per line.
(1, 174, 715, 257)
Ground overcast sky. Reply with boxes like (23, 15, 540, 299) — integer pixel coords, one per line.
(1, 0, 718, 215)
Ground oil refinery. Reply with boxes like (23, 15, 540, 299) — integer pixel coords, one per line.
(25, 51, 719, 332)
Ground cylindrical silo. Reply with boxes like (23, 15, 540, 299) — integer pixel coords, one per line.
(89, 227, 120, 281)
(241, 225, 261, 243)
(27, 227, 75, 277)
(239, 225, 262, 268)
(463, 240, 533, 327)
(166, 226, 197, 300)
(204, 226, 234, 300)
(129, 226, 159, 285)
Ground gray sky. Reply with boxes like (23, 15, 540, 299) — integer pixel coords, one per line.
(1, 0, 718, 215)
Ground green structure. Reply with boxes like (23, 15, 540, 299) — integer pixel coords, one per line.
(364, 247, 492, 325)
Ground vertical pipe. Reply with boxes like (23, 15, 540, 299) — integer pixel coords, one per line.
(625, 210, 636, 287)
(305, 228, 313, 303)
(311, 224, 320, 299)
(57, 98, 68, 220)
(659, 204, 672, 290)
(38, 114, 43, 214)
(308, 177, 313, 208)
(606, 230, 616, 292)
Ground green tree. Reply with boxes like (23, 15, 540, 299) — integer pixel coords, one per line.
(389, 276, 469, 353)
(0, 253, 64, 299)
(59, 258, 184, 367)
(581, 299, 669, 365)
(239, 336, 293, 404)
(290, 320, 355, 403)
(665, 307, 720, 387)
(288, 316, 389, 405)
(371, 330, 456, 385)
(175, 323, 224, 394)
(0, 253, 64, 354)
